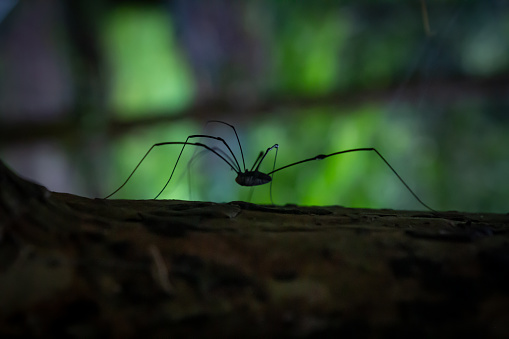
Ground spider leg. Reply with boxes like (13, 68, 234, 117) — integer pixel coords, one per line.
(248, 144, 279, 205)
(268, 148, 435, 212)
(104, 141, 239, 199)
(185, 134, 242, 172)
(190, 146, 238, 173)
(155, 134, 241, 199)
(207, 120, 247, 171)
(186, 146, 237, 200)
(268, 145, 279, 205)
(250, 151, 264, 172)
(252, 144, 279, 172)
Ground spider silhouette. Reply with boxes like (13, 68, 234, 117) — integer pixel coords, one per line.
(105, 120, 434, 211)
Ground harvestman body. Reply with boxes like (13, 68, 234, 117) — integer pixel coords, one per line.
(105, 120, 435, 211)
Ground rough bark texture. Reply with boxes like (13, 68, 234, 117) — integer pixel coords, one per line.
(1, 160, 508, 337)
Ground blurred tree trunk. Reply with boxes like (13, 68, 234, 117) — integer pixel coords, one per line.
(0, 160, 508, 337)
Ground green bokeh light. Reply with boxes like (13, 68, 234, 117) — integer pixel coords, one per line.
(104, 6, 194, 117)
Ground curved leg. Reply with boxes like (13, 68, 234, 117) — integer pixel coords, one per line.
(207, 120, 247, 171)
(252, 144, 279, 172)
(186, 145, 236, 200)
(268, 148, 435, 212)
(154, 134, 242, 199)
(249, 144, 279, 205)
(104, 141, 239, 199)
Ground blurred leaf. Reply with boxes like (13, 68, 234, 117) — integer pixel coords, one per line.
(104, 6, 194, 117)
(272, 6, 349, 95)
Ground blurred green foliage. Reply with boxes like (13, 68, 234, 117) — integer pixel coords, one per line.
(100, 2, 509, 213)
(271, 6, 348, 95)
(104, 6, 194, 117)
(2, 1, 507, 213)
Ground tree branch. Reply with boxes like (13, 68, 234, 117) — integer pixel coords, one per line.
(0, 159, 508, 337)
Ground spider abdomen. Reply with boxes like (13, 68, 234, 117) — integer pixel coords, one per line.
(235, 171, 272, 186)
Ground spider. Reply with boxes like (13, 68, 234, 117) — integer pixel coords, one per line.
(105, 120, 435, 211)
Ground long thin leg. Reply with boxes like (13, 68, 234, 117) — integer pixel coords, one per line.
(196, 146, 238, 173)
(252, 144, 279, 172)
(250, 151, 264, 172)
(268, 148, 435, 212)
(249, 144, 278, 204)
(155, 134, 241, 199)
(104, 141, 239, 199)
(207, 120, 246, 171)
(184, 134, 242, 172)
(186, 145, 239, 200)
(268, 145, 279, 205)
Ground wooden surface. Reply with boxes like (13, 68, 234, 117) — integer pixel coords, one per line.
(1, 160, 508, 337)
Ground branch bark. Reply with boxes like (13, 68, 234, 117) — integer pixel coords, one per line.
(0, 160, 508, 337)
